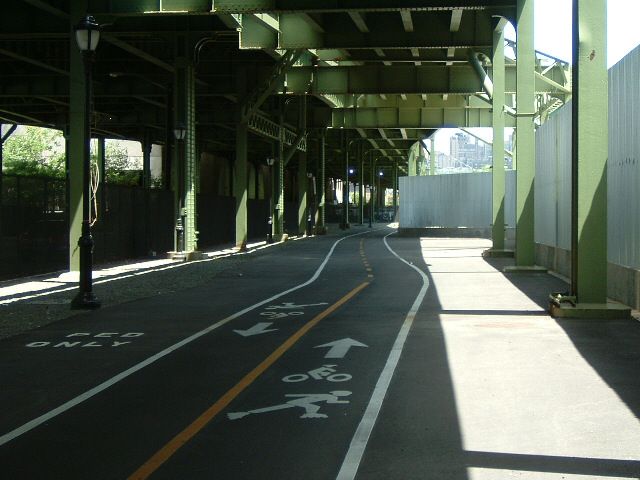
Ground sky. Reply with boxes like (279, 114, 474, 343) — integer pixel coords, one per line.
(436, 0, 640, 155)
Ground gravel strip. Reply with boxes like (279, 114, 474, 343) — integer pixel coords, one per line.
(0, 240, 292, 340)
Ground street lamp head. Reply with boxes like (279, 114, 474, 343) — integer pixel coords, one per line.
(379, 171, 384, 177)
(265, 156, 275, 166)
(174, 123, 187, 141)
(348, 168, 355, 175)
(74, 14, 100, 53)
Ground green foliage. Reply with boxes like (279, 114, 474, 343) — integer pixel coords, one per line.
(101, 140, 141, 186)
(2, 128, 142, 186)
(2, 127, 66, 178)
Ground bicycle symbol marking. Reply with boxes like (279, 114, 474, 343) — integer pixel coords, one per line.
(282, 365, 352, 383)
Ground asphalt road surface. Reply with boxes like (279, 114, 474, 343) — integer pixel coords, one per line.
(0, 227, 441, 479)
(3, 226, 640, 480)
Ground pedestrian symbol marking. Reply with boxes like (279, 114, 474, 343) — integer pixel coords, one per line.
(227, 391, 351, 420)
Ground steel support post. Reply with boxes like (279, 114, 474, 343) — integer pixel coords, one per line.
(235, 119, 248, 249)
(551, 0, 629, 318)
(359, 145, 364, 224)
(68, 2, 88, 273)
(319, 131, 326, 229)
(408, 148, 417, 177)
(297, 97, 307, 235)
(175, 56, 198, 253)
(489, 25, 508, 254)
(510, 0, 541, 271)
(392, 160, 398, 220)
(235, 68, 248, 249)
(430, 136, 436, 175)
(572, 0, 607, 302)
(275, 110, 285, 238)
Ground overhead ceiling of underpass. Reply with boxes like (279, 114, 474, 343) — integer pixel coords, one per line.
(1, 0, 570, 180)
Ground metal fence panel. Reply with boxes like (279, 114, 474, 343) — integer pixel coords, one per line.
(609, 46, 640, 269)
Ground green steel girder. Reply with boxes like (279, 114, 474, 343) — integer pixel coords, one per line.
(212, 0, 516, 16)
(248, 113, 307, 151)
(287, 65, 483, 95)
(282, 65, 570, 96)
(330, 105, 515, 129)
(238, 10, 498, 50)
(241, 49, 304, 122)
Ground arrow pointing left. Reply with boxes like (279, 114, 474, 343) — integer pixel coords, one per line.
(233, 322, 277, 337)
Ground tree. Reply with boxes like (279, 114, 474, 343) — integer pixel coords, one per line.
(100, 140, 141, 186)
(2, 126, 66, 178)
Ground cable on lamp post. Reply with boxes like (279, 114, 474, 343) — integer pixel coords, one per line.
(71, 14, 101, 310)
(174, 123, 186, 252)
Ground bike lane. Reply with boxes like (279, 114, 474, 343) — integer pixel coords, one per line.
(0, 233, 349, 475)
(126, 229, 427, 480)
(0, 228, 429, 479)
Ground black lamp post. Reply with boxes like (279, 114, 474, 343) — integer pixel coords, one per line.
(266, 156, 275, 243)
(71, 14, 101, 310)
(174, 123, 187, 252)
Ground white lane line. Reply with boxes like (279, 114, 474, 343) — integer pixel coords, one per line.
(0, 230, 373, 447)
(336, 232, 430, 480)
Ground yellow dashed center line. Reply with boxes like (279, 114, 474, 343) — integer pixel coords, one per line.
(128, 282, 370, 480)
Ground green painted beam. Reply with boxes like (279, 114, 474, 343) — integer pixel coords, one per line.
(286, 65, 483, 95)
(212, 0, 516, 13)
(330, 106, 516, 129)
(283, 66, 569, 96)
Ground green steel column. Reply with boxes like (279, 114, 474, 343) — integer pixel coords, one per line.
(392, 160, 398, 219)
(359, 145, 364, 224)
(515, 0, 536, 266)
(571, 0, 608, 303)
(298, 153, 307, 235)
(407, 148, 416, 176)
(297, 97, 307, 235)
(235, 119, 248, 249)
(492, 26, 507, 250)
(68, 2, 89, 272)
(175, 56, 198, 252)
(235, 68, 248, 249)
(275, 111, 285, 237)
(430, 136, 436, 175)
(142, 133, 151, 189)
(318, 130, 327, 227)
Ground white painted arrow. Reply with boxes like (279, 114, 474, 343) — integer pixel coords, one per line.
(314, 338, 368, 359)
(233, 322, 277, 337)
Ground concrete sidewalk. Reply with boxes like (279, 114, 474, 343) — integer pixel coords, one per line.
(410, 238, 640, 479)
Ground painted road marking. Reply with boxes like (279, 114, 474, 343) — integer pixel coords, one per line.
(314, 338, 368, 359)
(282, 365, 352, 383)
(265, 302, 328, 310)
(227, 391, 352, 420)
(260, 311, 303, 319)
(25, 332, 145, 349)
(127, 281, 370, 480)
(336, 232, 430, 480)
(0, 230, 372, 449)
(233, 322, 277, 337)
